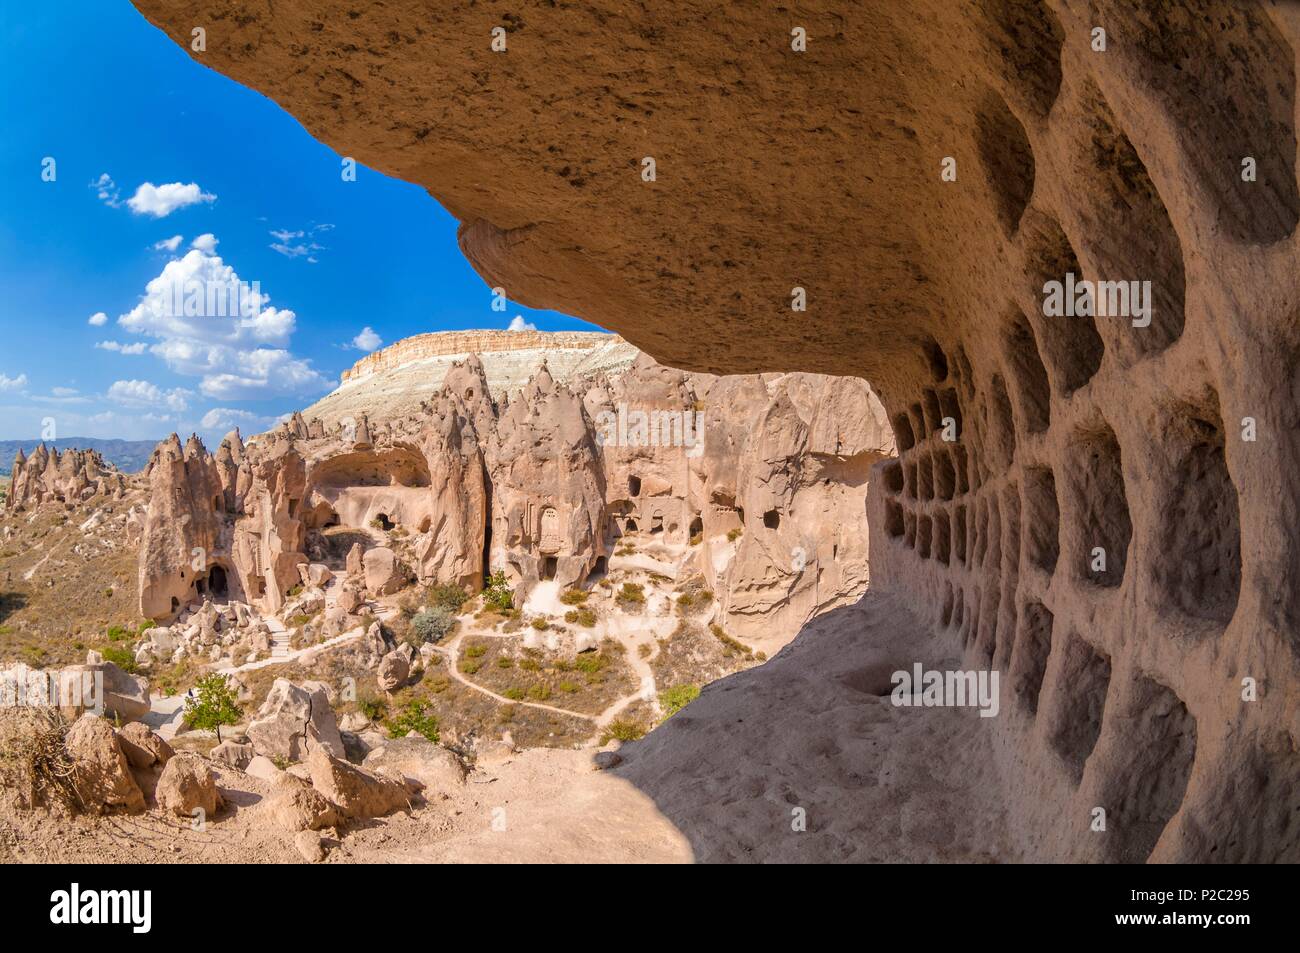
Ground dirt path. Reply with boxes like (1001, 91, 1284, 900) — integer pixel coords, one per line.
(435, 627, 599, 724)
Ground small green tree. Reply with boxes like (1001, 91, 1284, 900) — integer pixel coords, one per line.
(482, 569, 514, 612)
(184, 674, 242, 743)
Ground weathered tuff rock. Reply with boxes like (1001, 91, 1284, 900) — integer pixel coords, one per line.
(209, 740, 254, 770)
(116, 721, 174, 770)
(375, 649, 410, 693)
(155, 753, 223, 818)
(57, 660, 151, 724)
(134, 335, 891, 650)
(65, 715, 144, 814)
(133, 0, 1300, 863)
(3, 445, 127, 512)
(306, 748, 413, 821)
(362, 547, 408, 596)
(263, 772, 340, 832)
(247, 679, 345, 764)
(361, 738, 466, 796)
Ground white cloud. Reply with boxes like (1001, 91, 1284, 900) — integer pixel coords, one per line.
(107, 379, 191, 412)
(190, 233, 218, 253)
(109, 247, 328, 400)
(126, 181, 216, 218)
(200, 407, 275, 432)
(0, 373, 29, 392)
(89, 173, 121, 208)
(87, 311, 108, 326)
(198, 350, 326, 400)
(96, 340, 149, 355)
(153, 235, 183, 252)
(507, 315, 537, 332)
(51, 387, 78, 397)
(269, 224, 328, 263)
(352, 326, 382, 351)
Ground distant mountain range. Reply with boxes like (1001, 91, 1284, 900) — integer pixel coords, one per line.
(0, 438, 157, 476)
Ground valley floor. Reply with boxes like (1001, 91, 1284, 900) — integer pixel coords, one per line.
(1, 590, 1018, 863)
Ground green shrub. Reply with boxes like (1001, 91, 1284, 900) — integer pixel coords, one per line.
(105, 625, 129, 642)
(427, 583, 468, 613)
(526, 683, 551, 702)
(689, 533, 703, 546)
(464, 643, 486, 658)
(564, 608, 597, 627)
(384, 700, 439, 742)
(358, 696, 387, 721)
(602, 719, 646, 743)
(100, 645, 137, 673)
(616, 582, 645, 608)
(558, 681, 580, 694)
(460, 659, 482, 675)
(496, 655, 514, 669)
(660, 683, 701, 719)
(530, 617, 549, 631)
(727, 527, 743, 542)
(503, 686, 525, 700)
(573, 653, 608, 675)
(412, 606, 456, 643)
(559, 589, 589, 606)
(519, 657, 540, 672)
(138, 619, 157, 632)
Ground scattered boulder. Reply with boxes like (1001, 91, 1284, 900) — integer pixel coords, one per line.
(58, 661, 150, 723)
(306, 747, 413, 820)
(209, 740, 255, 770)
(476, 738, 516, 768)
(265, 773, 339, 832)
(245, 755, 282, 781)
(155, 753, 223, 818)
(363, 547, 407, 596)
(362, 737, 465, 796)
(339, 711, 371, 733)
(294, 829, 327, 863)
(337, 586, 364, 614)
(376, 649, 410, 692)
(65, 714, 145, 814)
(345, 542, 365, 576)
(593, 751, 623, 770)
(247, 679, 345, 763)
(116, 722, 174, 770)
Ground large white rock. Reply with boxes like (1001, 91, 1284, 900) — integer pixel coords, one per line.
(246, 679, 345, 764)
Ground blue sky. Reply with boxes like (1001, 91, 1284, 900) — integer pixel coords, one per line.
(0, 1, 598, 442)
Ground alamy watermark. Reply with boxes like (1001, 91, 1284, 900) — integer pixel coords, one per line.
(1042, 272, 1152, 328)
(160, 277, 263, 318)
(890, 663, 1000, 717)
(594, 403, 705, 459)
(0, 663, 103, 714)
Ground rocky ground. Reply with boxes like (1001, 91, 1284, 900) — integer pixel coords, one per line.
(0, 589, 1014, 864)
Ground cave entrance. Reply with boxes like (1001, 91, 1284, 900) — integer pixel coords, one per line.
(542, 556, 558, 581)
(625, 518, 639, 533)
(588, 556, 608, 582)
(650, 512, 664, 534)
(208, 565, 228, 598)
(689, 516, 703, 539)
(374, 512, 395, 531)
(629, 475, 642, 497)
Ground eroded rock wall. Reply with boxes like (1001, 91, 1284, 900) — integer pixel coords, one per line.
(131, 0, 1300, 861)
